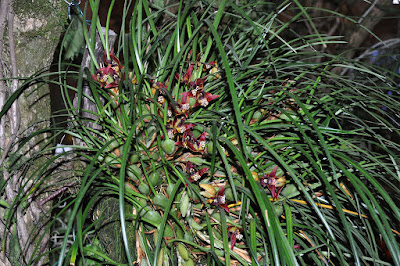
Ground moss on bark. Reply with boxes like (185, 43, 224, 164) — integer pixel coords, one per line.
(10, 0, 67, 155)
(0, 1, 68, 264)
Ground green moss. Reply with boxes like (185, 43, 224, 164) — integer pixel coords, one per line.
(13, 0, 68, 22)
(95, 197, 136, 263)
(13, 0, 68, 36)
(19, 23, 62, 41)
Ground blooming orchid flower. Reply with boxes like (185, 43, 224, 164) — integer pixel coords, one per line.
(212, 186, 230, 213)
(227, 226, 243, 249)
(186, 161, 209, 182)
(260, 166, 286, 200)
(172, 91, 192, 117)
(193, 89, 219, 108)
(175, 64, 194, 85)
(188, 77, 205, 94)
(92, 64, 120, 89)
(199, 184, 230, 213)
(176, 130, 207, 154)
(106, 50, 123, 72)
(166, 117, 194, 140)
(152, 81, 168, 97)
(92, 50, 123, 90)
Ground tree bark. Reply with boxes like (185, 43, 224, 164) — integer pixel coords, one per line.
(344, 0, 393, 60)
(0, 1, 66, 265)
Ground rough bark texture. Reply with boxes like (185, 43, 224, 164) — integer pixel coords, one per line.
(344, 0, 392, 60)
(0, 1, 67, 265)
(11, 0, 67, 154)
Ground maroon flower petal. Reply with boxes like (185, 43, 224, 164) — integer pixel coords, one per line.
(195, 78, 205, 88)
(184, 123, 194, 131)
(175, 140, 183, 147)
(230, 232, 237, 249)
(220, 203, 230, 213)
(217, 186, 225, 196)
(91, 74, 99, 82)
(187, 141, 200, 153)
(199, 132, 207, 142)
(275, 186, 284, 200)
(183, 64, 194, 84)
(198, 167, 209, 176)
(266, 165, 278, 178)
(181, 91, 193, 100)
(268, 184, 276, 199)
(186, 161, 194, 170)
(204, 92, 219, 102)
(105, 82, 119, 89)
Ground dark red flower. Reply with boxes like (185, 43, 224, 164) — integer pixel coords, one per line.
(186, 161, 209, 182)
(172, 91, 192, 116)
(91, 50, 123, 92)
(152, 81, 169, 99)
(211, 186, 229, 213)
(187, 77, 206, 92)
(193, 90, 219, 108)
(105, 50, 123, 72)
(260, 166, 286, 200)
(166, 117, 194, 140)
(203, 61, 217, 71)
(175, 64, 194, 85)
(227, 226, 243, 249)
(92, 65, 119, 89)
(176, 130, 207, 154)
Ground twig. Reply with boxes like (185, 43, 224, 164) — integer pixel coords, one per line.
(358, 0, 379, 24)
(38, 182, 76, 206)
(7, 3, 20, 139)
(3, 171, 34, 265)
(0, 0, 10, 151)
(0, 1, 11, 263)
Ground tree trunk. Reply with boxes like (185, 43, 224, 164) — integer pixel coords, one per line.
(344, 0, 393, 60)
(0, 0, 66, 265)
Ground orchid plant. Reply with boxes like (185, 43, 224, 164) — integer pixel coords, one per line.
(39, 0, 400, 265)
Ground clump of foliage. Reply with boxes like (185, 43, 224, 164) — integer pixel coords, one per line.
(30, 0, 400, 265)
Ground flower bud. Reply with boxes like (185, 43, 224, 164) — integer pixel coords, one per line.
(153, 194, 168, 210)
(149, 171, 162, 186)
(143, 210, 162, 225)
